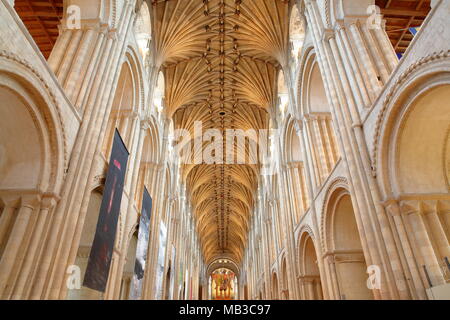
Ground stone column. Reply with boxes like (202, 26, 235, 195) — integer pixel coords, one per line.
(385, 200, 426, 299)
(401, 200, 446, 287)
(0, 194, 40, 299)
(0, 194, 20, 257)
(11, 195, 58, 300)
(323, 254, 340, 300)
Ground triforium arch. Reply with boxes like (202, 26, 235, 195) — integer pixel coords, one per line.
(282, 115, 310, 223)
(280, 255, 289, 300)
(376, 56, 450, 296)
(103, 48, 144, 156)
(298, 47, 339, 188)
(322, 180, 374, 300)
(297, 229, 324, 300)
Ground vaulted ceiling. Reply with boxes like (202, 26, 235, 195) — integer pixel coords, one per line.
(151, 0, 289, 263)
(13, 0, 433, 265)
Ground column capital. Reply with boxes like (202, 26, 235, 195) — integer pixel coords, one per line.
(20, 194, 41, 209)
(383, 199, 401, 217)
(41, 194, 60, 210)
(399, 200, 421, 216)
(322, 29, 335, 42)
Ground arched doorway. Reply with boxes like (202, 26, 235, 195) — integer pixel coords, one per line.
(244, 284, 249, 300)
(298, 232, 323, 300)
(325, 187, 373, 300)
(281, 258, 289, 300)
(271, 272, 279, 300)
(198, 285, 203, 300)
(119, 230, 138, 300)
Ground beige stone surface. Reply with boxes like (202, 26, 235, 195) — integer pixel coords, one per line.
(0, 0, 448, 300)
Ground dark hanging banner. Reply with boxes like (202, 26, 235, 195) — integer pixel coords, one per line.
(130, 187, 152, 300)
(83, 129, 129, 292)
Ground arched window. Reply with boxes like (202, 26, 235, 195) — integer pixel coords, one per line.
(135, 2, 152, 66)
(289, 5, 306, 62)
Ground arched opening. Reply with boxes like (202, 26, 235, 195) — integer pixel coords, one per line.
(67, 188, 104, 300)
(271, 272, 279, 300)
(135, 118, 159, 219)
(103, 60, 138, 157)
(0, 87, 43, 263)
(308, 63, 330, 113)
(327, 188, 373, 300)
(244, 284, 249, 300)
(210, 268, 237, 300)
(384, 84, 450, 287)
(134, 2, 152, 67)
(303, 58, 339, 187)
(289, 4, 306, 62)
(164, 262, 172, 300)
(198, 285, 203, 300)
(0, 63, 64, 299)
(284, 118, 310, 223)
(394, 85, 450, 194)
(281, 258, 289, 300)
(119, 230, 138, 300)
(299, 233, 323, 300)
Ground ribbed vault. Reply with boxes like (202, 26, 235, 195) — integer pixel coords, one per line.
(151, 0, 289, 263)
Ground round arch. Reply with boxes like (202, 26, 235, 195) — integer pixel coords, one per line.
(0, 54, 66, 195)
(322, 184, 373, 300)
(375, 57, 450, 288)
(271, 272, 279, 300)
(280, 256, 289, 300)
(298, 230, 324, 300)
(376, 60, 450, 197)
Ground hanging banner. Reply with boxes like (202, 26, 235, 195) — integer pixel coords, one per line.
(83, 129, 129, 292)
(169, 245, 176, 300)
(154, 222, 167, 299)
(129, 187, 152, 300)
